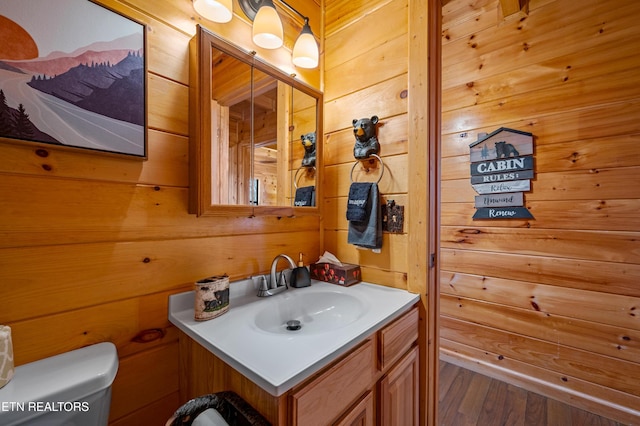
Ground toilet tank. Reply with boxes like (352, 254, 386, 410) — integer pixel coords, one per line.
(0, 342, 118, 426)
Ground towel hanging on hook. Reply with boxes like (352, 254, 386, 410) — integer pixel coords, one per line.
(347, 116, 383, 251)
(346, 176, 382, 250)
(293, 166, 316, 207)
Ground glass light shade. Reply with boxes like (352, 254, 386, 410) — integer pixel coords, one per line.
(292, 23, 319, 68)
(193, 0, 233, 23)
(252, 0, 283, 49)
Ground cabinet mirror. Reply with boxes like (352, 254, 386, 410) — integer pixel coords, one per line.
(189, 26, 322, 217)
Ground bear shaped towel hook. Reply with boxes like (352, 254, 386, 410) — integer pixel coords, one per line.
(352, 116, 380, 160)
(300, 132, 316, 168)
(294, 131, 317, 196)
(350, 116, 384, 184)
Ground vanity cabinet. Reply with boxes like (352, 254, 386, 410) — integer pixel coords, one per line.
(289, 305, 419, 425)
(178, 304, 419, 426)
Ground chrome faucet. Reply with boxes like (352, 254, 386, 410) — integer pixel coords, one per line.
(257, 254, 296, 297)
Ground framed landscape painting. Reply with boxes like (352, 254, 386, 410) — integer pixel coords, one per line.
(0, 0, 147, 158)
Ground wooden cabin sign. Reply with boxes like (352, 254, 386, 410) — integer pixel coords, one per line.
(469, 127, 535, 219)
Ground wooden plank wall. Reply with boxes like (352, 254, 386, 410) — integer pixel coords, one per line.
(324, 2, 440, 425)
(324, 2, 438, 424)
(323, 0, 410, 289)
(0, 1, 320, 425)
(439, 0, 640, 422)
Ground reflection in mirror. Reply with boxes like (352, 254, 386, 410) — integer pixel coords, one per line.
(209, 48, 252, 205)
(251, 67, 280, 206)
(290, 89, 317, 207)
(189, 26, 322, 217)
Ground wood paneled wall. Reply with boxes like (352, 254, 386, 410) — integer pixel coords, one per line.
(439, 0, 640, 422)
(323, 2, 438, 424)
(323, 0, 410, 288)
(0, 1, 320, 424)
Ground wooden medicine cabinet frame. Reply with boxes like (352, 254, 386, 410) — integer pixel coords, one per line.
(189, 25, 323, 217)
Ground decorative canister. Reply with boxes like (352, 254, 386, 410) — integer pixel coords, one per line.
(0, 325, 14, 389)
(194, 275, 230, 321)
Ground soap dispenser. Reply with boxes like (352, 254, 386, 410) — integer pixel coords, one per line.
(290, 252, 311, 288)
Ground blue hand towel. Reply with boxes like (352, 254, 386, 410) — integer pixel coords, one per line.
(346, 182, 371, 222)
(347, 183, 382, 250)
(294, 186, 315, 207)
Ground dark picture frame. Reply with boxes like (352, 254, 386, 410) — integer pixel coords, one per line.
(0, 0, 147, 158)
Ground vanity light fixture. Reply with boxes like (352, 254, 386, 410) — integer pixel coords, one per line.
(192, 0, 233, 23)
(193, 0, 319, 68)
(241, 0, 320, 69)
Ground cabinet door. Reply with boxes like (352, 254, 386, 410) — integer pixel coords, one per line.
(334, 391, 374, 426)
(379, 346, 419, 426)
(291, 339, 375, 426)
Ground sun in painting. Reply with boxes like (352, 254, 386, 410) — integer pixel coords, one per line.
(0, 16, 38, 60)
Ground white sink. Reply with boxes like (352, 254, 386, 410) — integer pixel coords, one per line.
(253, 290, 368, 334)
(169, 279, 419, 396)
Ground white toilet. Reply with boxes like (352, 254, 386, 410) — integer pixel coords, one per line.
(0, 342, 118, 426)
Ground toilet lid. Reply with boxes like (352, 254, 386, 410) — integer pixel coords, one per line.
(0, 342, 118, 425)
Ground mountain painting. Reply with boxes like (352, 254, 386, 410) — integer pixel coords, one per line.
(0, 0, 146, 157)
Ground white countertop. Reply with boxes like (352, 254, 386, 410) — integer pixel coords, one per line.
(168, 278, 419, 396)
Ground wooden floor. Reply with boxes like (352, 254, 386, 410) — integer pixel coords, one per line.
(439, 361, 627, 426)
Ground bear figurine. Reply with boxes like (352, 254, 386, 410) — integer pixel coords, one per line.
(352, 116, 380, 159)
(300, 132, 316, 167)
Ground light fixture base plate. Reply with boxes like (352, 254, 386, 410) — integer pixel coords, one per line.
(238, 0, 261, 20)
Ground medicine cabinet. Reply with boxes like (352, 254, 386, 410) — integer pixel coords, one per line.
(189, 25, 322, 217)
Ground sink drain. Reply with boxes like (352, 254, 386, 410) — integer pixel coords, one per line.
(286, 320, 302, 331)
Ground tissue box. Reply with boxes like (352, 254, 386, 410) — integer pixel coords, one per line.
(310, 263, 361, 286)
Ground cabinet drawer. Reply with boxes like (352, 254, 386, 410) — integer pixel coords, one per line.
(290, 339, 375, 426)
(379, 306, 418, 370)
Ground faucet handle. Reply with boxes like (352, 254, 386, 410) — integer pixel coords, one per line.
(259, 275, 269, 291)
(278, 272, 288, 288)
(251, 275, 269, 291)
